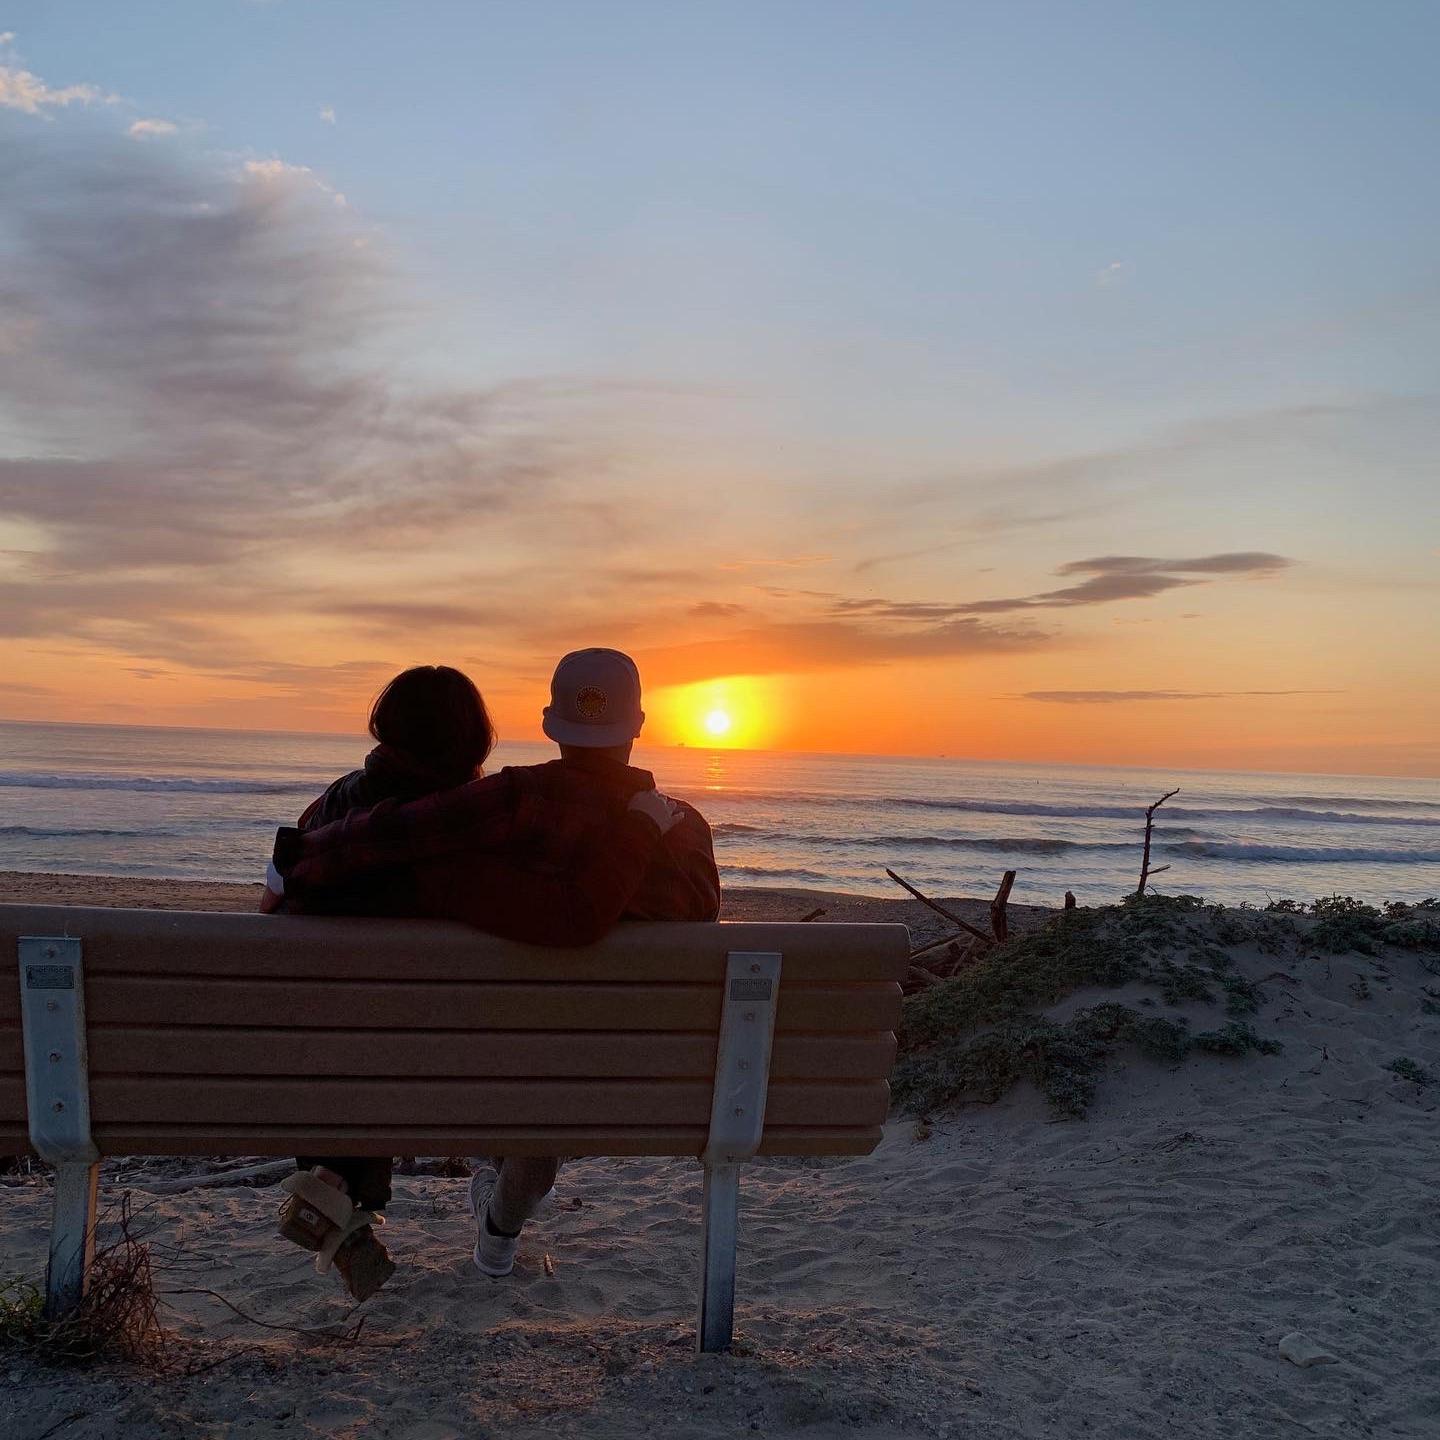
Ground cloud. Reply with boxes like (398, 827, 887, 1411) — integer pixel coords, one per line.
(687, 601, 749, 619)
(639, 615, 1052, 685)
(322, 600, 517, 634)
(1053, 553, 1291, 578)
(835, 552, 1293, 621)
(0, 97, 599, 680)
(128, 117, 178, 139)
(0, 38, 110, 116)
(1096, 260, 1126, 287)
(319, 106, 336, 125)
(716, 554, 834, 572)
(1021, 689, 1339, 704)
(649, 549, 1299, 689)
(0, 63, 106, 114)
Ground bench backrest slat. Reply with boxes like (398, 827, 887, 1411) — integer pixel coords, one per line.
(6, 1027, 896, 1079)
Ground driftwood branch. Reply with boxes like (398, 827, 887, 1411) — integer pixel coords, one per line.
(1136, 788, 1181, 895)
(158, 1287, 401, 1348)
(908, 934, 969, 965)
(884, 868, 993, 944)
(128, 1160, 294, 1196)
(990, 870, 1016, 942)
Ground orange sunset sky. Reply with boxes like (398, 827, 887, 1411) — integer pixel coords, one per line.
(1, 10, 1436, 776)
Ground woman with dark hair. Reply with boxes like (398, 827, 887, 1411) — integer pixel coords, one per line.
(268, 663, 680, 1301)
(301, 664, 497, 829)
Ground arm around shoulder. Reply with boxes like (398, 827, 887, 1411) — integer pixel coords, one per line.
(628, 802, 721, 922)
(412, 807, 666, 946)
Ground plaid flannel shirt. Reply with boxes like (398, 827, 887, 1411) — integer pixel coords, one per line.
(271, 754, 720, 945)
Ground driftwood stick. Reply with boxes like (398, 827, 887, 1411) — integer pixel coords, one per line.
(799, 908, 826, 923)
(1137, 788, 1181, 895)
(129, 1160, 294, 1195)
(990, 870, 1016, 942)
(884, 869, 993, 944)
(159, 1286, 400, 1346)
(907, 934, 968, 965)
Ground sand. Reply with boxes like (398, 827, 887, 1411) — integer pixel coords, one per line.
(3, 875, 1438, 1439)
(0, 871, 1048, 936)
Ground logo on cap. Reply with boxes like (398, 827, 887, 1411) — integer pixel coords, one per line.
(575, 686, 608, 720)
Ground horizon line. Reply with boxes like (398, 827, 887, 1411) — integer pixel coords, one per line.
(0, 714, 1435, 785)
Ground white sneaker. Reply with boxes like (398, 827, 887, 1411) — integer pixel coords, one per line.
(466, 1170, 560, 1278)
(467, 1174, 517, 1277)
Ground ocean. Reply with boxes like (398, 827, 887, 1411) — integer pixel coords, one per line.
(0, 720, 1436, 907)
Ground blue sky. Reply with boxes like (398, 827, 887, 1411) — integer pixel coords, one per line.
(1, 3, 1436, 770)
(15, 2, 1438, 427)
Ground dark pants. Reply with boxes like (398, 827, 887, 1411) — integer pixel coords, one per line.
(487, 1156, 561, 1234)
(295, 1155, 393, 1212)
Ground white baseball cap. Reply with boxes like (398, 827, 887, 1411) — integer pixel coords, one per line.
(541, 648, 645, 747)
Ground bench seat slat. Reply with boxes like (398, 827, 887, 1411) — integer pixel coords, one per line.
(73, 1028, 897, 1080)
(86, 1076, 891, 1129)
(17, 1124, 887, 1158)
(65, 977, 901, 1033)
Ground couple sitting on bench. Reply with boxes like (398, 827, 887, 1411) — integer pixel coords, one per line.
(261, 648, 721, 1300)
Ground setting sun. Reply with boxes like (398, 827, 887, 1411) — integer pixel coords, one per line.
(646, 676, 786, 749)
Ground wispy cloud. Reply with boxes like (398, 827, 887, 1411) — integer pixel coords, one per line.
(319, 105, 336, 125)
(128, 117, 178, 139)
(688, 601, 749, 619)
(0, 32, 110, 116)
(0, 64, 107, 114)
(835, 553, 1292, 621)
(716, 554, 834, 572)
(638, 615, 1053, 685)
(1021, 689, 1340, 704)
(0, 81, 600, 682)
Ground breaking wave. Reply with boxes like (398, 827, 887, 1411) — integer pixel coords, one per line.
(0, 824, 181, 839)
(705, 790, 1439, 826)
(1163, 840, 1440, 865)
(0, 771, 312, 796)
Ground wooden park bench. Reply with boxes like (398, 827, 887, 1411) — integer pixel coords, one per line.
(2, 905, 908, 1351)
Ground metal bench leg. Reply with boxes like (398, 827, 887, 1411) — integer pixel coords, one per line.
(697, 1161, 740, 1352)
(19, 935, 100, 1319)
(45, 1161, 99, 1319)
(697, 950, 780, 1353)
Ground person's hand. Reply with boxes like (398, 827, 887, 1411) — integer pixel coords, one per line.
(627, 788, 683, 836)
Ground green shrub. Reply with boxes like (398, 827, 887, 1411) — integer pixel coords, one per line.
(1218, 972, 1265, 1016)
(1384, 1057, 1435, 1087)
(895, 895, 1286, 1119)
(1190, 1022, 1283, 1057)
(0, 1278, 43, 1346)
(1381, 903, 1440, 954)
(1309, 895, 1386, 955)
